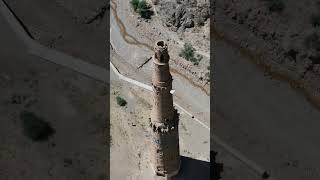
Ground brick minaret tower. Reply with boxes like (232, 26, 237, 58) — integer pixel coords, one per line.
(149, 40, 181, 179)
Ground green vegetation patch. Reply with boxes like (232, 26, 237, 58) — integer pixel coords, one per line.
(20, 111, 55, 142)
(116, 96, 127, 106)
(130, 0, 140, 11)
(130, 0, 153, 19)
(179, 43, 203, 65)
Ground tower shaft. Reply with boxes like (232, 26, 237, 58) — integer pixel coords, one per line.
(149, 41, 181, 178)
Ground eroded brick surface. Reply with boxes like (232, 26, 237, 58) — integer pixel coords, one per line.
(149, 41, 181, 178)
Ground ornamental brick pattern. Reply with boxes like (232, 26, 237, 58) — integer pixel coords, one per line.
(149, 41, 181, 179)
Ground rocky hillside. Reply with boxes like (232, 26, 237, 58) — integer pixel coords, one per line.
(150, 0, 211, 88)
(156, 0, 210, 32)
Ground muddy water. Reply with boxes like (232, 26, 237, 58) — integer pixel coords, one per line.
(110, 0, 209, 96)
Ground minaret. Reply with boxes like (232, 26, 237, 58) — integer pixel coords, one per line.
(149, 40, 181, 179)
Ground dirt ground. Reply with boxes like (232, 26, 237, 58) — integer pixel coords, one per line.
(110, 79, 153, 180)
(109, 1, 212, 179)
(0, 44, 108, 179)
(0, 0, 213, 179)
(110, 71, 210, 179)
(5, 0, 108, 67)
(111, 0, 210, 91)
(213, 23, 320, 180)
(213, 1, 320, 179)
(214, 0, 320, 108)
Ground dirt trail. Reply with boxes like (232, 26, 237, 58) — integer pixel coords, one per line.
(110, 0, 153, 51)
(110, 0, 209, 96)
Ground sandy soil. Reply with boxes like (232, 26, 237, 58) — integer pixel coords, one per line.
(111, 0, 210, 90)
(1, 1, 211, 179)
(110, 79, 154, 180)
(109, 1, 212, 179)
(110, 0, 210, 127)
(110, 68, 210, 180)
(212, 1, 320, 179)
(214, 30, 320, 179)
(0, 24, 108, 180)
(214, 0, 320, 108)
(5, 0, 108, 67)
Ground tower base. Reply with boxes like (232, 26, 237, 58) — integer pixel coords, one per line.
(150, 158, 181, 180)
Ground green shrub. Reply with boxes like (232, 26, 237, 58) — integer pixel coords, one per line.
(20, 111, 55, 141)
(179, 43, 203, 65)
(137, 0, 148, 10)
(130, 0, 140, 11)
(131, 0, 153, 19)
(116, 96, 127, 106)
(179, 43, 196, 61)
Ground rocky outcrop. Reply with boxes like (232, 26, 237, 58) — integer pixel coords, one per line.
(156, 0, 210, 32)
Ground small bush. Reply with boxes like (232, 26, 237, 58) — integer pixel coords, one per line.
(116, 96, 127, 106)
(265, 0, 285, 12)
(179, 43, 203, 65)
(130, 0, 140, 11)
(137, 0, 148, 10)
(179, 43, 195, 61)
(131, 0, 153, 19)
(20, 111, 55, 141)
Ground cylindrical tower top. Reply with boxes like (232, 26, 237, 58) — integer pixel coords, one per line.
(154, 40, 170, 64)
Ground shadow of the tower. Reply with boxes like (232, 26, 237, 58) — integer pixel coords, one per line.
(172, 156, 210, 180)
